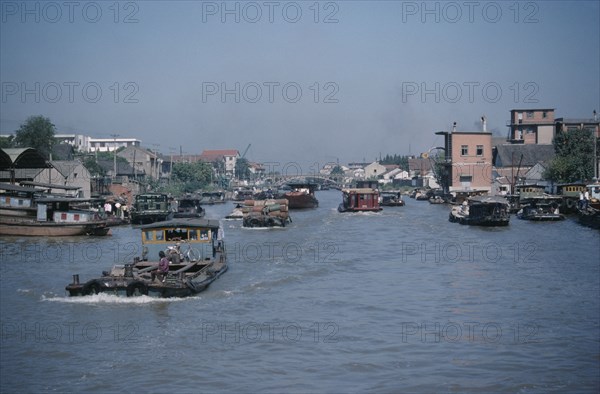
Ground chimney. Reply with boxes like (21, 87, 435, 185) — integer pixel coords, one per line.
(594, 110, 597, 121)
(481, 116, 487, 132)
(452, 122, 457, 132)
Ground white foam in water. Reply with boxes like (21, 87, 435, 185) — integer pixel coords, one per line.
(41, 293, 195, 304)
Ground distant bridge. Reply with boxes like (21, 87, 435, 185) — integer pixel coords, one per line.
(267, 175, 342, 189)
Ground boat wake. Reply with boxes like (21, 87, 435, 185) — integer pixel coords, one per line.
(41, 293, 193, 304)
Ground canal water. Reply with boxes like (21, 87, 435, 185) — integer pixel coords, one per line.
(1, 190, 598, 393)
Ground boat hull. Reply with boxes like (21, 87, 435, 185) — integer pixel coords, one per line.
(66, 256, 228, 298)
(284, 192, 319, 209)
(0, 219, 110, 236)
(449, 212, 510, 226)
(338, 203, 382, 213)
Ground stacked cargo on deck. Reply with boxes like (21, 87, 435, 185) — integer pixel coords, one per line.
(242, 199, 291, 228)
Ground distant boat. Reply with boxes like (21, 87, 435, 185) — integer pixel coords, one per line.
(380, 191, 405, 207)
(130, 193, 171, 225)
(428, 196, 445, 204)
(284, 182, 318, 209)
(173, 195, 205, 219)
(338, 188, 382, 212)
(200, 191, 225, 205)
(66, 218, 227, 298)
(225, 203, 244, 220)
(449, 195, 510, 226)
(0, 183, 109, 236)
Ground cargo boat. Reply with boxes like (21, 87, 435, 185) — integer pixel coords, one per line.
(449, 195, 510, 226)
(66, 218, 227, 298)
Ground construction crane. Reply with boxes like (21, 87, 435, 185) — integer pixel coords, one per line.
(241, 144, 251, 159)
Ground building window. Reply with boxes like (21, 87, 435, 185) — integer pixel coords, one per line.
(459, 175, 472, 183)
(526, 111, 534, 118)
(476, 145, 483, 156)
(542, 111, 547, 118)
(461, 145, 468, 156)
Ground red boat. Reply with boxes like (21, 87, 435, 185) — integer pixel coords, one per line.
(338, 188, 382, 212)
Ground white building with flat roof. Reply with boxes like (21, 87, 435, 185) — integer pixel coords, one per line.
(88, 138, 141, 152)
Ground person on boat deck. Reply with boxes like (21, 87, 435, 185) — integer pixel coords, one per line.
(151, 251, 170, 282)
(584, 190, 590, 209)
(579, 191, 585, 209)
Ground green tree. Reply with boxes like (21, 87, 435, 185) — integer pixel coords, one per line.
(380, 154, 409, 169)
(82, 157, 107, 176)
(14, 115, 56, 159)
(544, 128, 596, 183)
(171, 161, 213, 192)
(0, 135, 14, 149)
(235, 158, 251, 180)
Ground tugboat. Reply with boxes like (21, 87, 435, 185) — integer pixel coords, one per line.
(449, 195, 510, 226)
(66, 218, 227, 298)
(338, 188, 382, 212)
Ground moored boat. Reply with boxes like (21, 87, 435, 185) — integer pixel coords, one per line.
(0, 183, 110, 236)
(556, 183, 587, 213)
(577, 206, 600, 229)
(66, 218, 227, 298)
(429, 196, 445, 204)
(517, 195, 565, 221)
(338, 188, 382, 212)
(449, 195, 510, 226)
(130, 193, 172, 225)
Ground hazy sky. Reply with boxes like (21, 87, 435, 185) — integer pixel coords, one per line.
(1, 1, 599, 171)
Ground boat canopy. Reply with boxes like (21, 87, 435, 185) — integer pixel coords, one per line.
(20, 181, 81, 191)
(342, 188, 379, 194)
(140, 218, 220, 230)
(468, 195, 509, 205)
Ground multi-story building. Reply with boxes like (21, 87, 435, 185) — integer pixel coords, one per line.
(117, 146, 162, 180)
(436, 128, 493, 193)
(199, 150, 239, 177)
(555, 117, 600, 138)
(54, 134, 91, 152)
(53, 134, 142, 153)
(507, 108, 555, 144)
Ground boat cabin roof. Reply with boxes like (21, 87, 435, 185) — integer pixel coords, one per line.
(343, 188, 379, 194)
(468, 195, 509, 205)
(20, 181, 80, 190)
(139, 218, 220, 230)
(35, 197, 101, 203)
(287, 182, 318, 190)
(0, 183, 39, 193)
